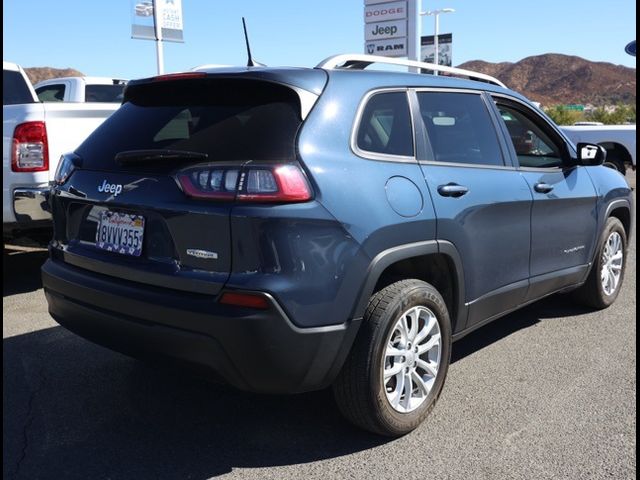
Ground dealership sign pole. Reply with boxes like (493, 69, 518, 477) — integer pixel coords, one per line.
(153, 0, 164, 74)
(131, 0, 184, 75)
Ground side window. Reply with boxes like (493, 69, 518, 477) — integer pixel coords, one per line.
(85, 84, 126, 103)
(495, 103, 563, 168)
(36, 84, 65, 102)
(417, 91, 504, 166)
(3, 70, 35, 105)
(356, 91, 413, 157)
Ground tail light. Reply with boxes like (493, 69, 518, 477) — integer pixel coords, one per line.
(176, 163, 312, 203)
(11, 121, 49, 172)
(54, 153, 80, 185)
(151, 72, 206, 82)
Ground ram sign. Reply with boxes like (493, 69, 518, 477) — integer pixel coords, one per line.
(364, 0, 408, 58)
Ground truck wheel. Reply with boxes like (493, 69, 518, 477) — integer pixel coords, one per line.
(603, 156, 626, 175)
(574, 217, 627, 309)
(332, 279, 451, 436)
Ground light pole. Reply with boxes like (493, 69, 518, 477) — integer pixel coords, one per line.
(420, 8, 455, 74)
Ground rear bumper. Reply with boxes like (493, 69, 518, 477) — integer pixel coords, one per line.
(14, 187, 51, 222)
(3, 187, 51, 240)
(41, 258, 360, 394)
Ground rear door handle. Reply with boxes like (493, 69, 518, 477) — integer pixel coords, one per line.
(534, 182, 554, 194)
(437, 183, 469, 198)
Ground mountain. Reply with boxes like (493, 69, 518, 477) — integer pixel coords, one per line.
(457, 54, 636, 107)
(24, 67, 84, 85)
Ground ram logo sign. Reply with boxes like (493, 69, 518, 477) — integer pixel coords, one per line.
(365, 38, 407, 57)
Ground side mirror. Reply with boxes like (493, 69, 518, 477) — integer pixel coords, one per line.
(576, 142, 606, 166)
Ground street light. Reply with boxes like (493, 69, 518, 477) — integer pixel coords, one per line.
(420, 8, 455, 75)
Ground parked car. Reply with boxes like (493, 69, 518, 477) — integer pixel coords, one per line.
(135, 1, 153, 17)
(35, 77, 127, 103)
(561, 124, 636, 175)
(42, 54, 633, 436)
(3, 61, 120, 244)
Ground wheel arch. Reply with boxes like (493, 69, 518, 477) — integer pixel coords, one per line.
(351, 240, 467, 334)
(605, 200, 632, 240)
(600, 142, 633, 169)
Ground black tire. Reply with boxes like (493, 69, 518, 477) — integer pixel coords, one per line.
(332, 279, 452, 436)
(603, 156, 626, 175)
(574, 217, 627, 309)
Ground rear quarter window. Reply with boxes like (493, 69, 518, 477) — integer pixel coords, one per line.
(356, 91, 414, 158)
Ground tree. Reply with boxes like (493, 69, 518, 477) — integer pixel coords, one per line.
(586, 104, 636, 124)
(544, 105, 583, 126)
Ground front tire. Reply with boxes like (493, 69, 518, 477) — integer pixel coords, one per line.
(332, 279, 452, 436)
(603, 156, 626, 175)
(574, 217, 627, 309)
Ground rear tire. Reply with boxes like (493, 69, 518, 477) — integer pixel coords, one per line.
(574, 217, 627, 309)
(332, 279, 451, 436)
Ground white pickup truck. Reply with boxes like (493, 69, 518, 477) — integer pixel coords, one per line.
(561, 124, 636, 175)
(34, 76, 126, 103)
(3, 61, 121, 244)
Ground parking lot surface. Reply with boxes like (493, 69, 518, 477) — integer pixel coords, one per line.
(3, 176, 636, 480)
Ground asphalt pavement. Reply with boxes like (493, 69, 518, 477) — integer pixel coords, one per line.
(3, 174, 636, 480)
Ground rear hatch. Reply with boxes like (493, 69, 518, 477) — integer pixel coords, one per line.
(51, 71, 326, 294)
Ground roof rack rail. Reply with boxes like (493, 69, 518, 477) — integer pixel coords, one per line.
(316, 54, 507, 88)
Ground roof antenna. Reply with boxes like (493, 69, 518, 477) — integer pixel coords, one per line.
(242, 17, 265, 67)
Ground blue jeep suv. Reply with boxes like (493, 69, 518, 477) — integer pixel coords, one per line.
(42, 55, 633, 436)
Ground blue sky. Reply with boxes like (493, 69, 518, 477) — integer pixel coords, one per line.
(3, 0, 636, 80)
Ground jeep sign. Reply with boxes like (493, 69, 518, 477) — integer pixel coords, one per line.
(364, 1, 407, 24)
(365, 19, 406, 41)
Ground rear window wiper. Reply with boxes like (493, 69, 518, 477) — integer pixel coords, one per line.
(115, 149, 208, 165)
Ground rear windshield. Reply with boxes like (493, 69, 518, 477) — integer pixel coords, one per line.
(85, 84, 125, 103)
(3, 70, 35, 105)
(76, 78, 302, 172)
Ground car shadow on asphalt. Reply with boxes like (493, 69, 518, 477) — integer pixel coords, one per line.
(451, 294, 594, 363)
(3, 326, 386, 480)
(3, 248, 48, 297)
(4, 296, 596, 480)
(3, 248, 598, 480)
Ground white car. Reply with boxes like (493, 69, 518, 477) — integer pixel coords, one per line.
(3, 61, 120, 244)
(35, 77, 127, 103)
(561, 124, 636, 175)
(135, 1, 153, 17)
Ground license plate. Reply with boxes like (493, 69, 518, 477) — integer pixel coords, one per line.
(95, 211, 145, 257)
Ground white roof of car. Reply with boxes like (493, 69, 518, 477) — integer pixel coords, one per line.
(34, 76, 127, 87)
(3, 61, 21, 72)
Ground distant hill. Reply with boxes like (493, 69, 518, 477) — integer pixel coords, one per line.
(24, 67, 84, 85)
(22, 54, 636, 107)
(457, 54, 636, 107)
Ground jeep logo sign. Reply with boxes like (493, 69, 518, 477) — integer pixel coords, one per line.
(364, 1, 407, 23)
(365, 19, 406, 41)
